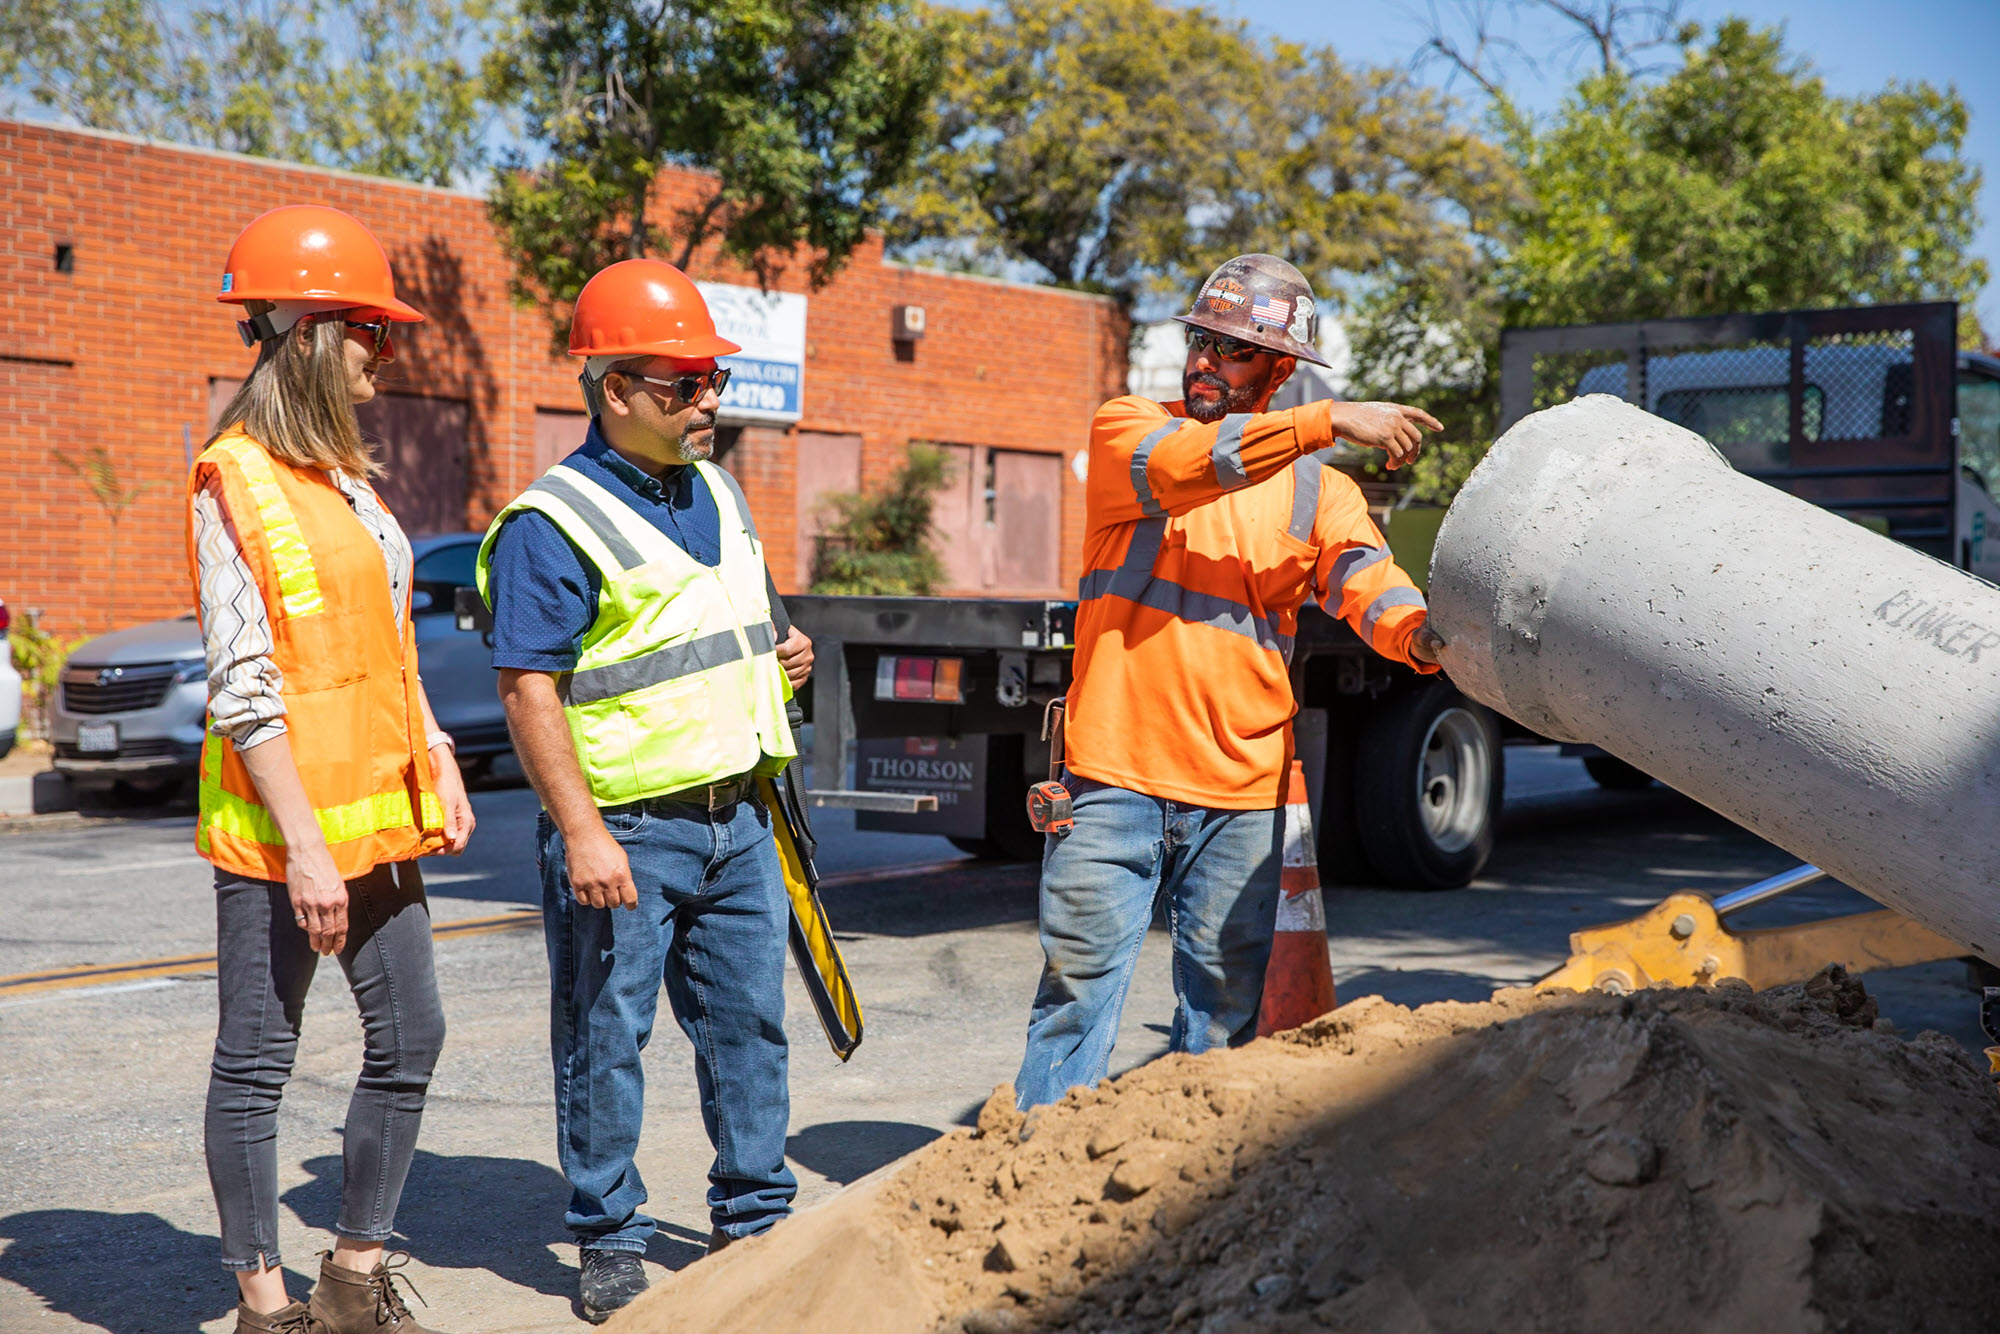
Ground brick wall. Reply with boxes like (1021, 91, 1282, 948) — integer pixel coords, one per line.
(0, 120, 1127, 636)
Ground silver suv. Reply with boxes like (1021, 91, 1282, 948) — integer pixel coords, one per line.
(51, 534, 507, 798)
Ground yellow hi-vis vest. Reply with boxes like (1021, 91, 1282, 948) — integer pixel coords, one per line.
(476, 459, 796, 807)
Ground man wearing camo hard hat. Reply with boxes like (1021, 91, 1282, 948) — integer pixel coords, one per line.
(1011, 253, 1447, 1109)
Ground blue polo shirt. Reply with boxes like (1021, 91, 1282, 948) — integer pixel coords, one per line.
(487, 423, 722, 672)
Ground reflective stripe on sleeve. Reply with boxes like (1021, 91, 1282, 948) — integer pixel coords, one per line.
(213, 438, 325, 618)
(745, 621, 777, 654)
(560, 628, 747, 705)
(1210, 414, 1252, 491)
(1288, 456, 1322, 544)
(1130, 421, 1185, 518)
(1360, 587, 1427, 642)
(527, 473, 647, 571)
(1329, 544, 1391, 588)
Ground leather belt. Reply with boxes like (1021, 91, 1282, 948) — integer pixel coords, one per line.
(653, 773, 756, 812)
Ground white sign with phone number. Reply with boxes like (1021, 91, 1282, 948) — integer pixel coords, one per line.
(696, 281, 807, 425)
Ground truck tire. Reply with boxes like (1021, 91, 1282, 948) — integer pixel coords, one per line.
(1583, 754, 1654, 789)
(1353, 681, 1502, 889)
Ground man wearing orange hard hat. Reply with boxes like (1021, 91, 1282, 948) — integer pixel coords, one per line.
(477, 258, 813, 1324)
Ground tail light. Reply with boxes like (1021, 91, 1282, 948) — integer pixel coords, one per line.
(873, 655, 965, 704)
(0, 600, 10, 633)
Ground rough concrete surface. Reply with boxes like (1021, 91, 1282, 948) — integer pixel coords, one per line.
(1429, 394, 2000, 963)
(0, 755, 1988, 1332)
(615, 971, 2000, 1334)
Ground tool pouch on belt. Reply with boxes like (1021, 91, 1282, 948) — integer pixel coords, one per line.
(1027, 698, 1075, 838)
(764, 578, 863, 1060)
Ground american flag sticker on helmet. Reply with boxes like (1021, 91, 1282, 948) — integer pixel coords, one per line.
(1250, 294, 1288, 325)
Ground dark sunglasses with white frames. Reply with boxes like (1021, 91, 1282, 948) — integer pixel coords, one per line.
(615, 366, 733, 405)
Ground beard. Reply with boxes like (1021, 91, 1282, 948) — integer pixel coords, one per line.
(1182, 370, 1265, 424)
(674, 415, 717, 462)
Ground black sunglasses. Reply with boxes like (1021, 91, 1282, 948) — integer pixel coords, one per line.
(1185, 327, 1266, 363)
(622, 367, 732, 404)
(344, 319, 393, 356)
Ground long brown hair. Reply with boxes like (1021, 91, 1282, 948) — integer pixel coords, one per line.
(206, 303, 379, 477)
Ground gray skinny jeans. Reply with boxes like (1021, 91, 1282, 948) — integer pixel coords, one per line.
(204, 861, 445, 1271)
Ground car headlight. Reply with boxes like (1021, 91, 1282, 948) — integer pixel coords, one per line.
(173, 659, 209, 684)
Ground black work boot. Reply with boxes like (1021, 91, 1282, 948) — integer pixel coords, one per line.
(578, 1248, 648, 1325)
(707, 1228, 732, 1256)
(233, 1301, 328, 1334)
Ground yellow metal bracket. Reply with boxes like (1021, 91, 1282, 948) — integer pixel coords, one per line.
(1536, 873, 1965, 996)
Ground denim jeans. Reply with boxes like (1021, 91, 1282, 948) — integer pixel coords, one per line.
(1014, 774, 1281, 1110)
(205, 862, 445, 1270)
(539, 793, 796, 1252)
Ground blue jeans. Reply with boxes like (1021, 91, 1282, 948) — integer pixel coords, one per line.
(1014, 775, 1281, 1110)
(539, 794, 796, 1252)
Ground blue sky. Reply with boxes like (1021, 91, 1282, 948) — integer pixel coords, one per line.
(1201, 0, 2000, 330)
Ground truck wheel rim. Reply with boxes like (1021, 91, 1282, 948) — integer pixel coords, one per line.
(1418, 707, 1490, 854)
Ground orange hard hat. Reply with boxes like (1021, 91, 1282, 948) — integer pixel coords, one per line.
(217, 205, 422, 324)
(569, 258, 740, 361)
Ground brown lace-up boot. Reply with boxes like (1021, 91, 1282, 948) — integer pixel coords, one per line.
(233, 1300, 328, 1333)
(306, 1251, 443, 1333)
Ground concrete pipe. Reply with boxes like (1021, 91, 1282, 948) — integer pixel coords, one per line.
(1428, 394, 1999, 963)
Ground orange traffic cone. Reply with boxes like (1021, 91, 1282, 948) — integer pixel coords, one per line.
(1257, 760, 1338, 1036)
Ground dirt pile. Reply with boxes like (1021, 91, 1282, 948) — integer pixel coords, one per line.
(612, 968, 2000, 1333)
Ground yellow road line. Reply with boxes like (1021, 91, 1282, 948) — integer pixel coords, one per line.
(0, 910, 541, 998)
(0, 857, 994, 1001)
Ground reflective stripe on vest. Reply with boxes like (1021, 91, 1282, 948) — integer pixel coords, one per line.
(477, 460, 795, 806)
(196, 735, 443, 853)
(210, 436, 325, 618)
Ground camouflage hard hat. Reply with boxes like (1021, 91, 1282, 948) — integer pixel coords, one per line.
(1174, 253, 1329, 368)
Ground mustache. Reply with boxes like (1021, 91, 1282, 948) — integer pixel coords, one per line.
(685, 414, 716, 433)
(1185, 372, 1230, 396)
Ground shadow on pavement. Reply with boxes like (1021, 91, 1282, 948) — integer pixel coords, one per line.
(1334, 966, 1515, 1007)
(0, 1209, 237, 1333)
(786, 1121, 942, 1185)
(283, 1150, 578, 1299)
(818, 862, 1041, 938)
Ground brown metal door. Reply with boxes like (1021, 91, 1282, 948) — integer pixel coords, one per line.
(354, 393, 469, 536)
(795, 431, 863, 585)
(989, 448, 1063, 593)
(534, 408, 589, 476)
(928, 443, 980, 592)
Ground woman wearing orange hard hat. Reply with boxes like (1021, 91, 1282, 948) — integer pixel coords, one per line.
(191, 204, 472, 1334)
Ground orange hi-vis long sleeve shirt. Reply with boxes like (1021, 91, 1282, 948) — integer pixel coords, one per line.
(1065, 395, 1439, 810)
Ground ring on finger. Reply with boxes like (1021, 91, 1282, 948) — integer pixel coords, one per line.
(295, 914, 308, 923)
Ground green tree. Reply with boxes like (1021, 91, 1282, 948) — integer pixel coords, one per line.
(1353, 16, 1989, 501)
(487, 0, 945, 340)
(888, 0, 1512, 325)
(1, 0, 499, 187)
(809, 445, 954, 596)
(1500, 21, 1986, 331)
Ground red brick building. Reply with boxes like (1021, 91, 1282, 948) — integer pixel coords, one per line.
(0, 120, 1127, 636)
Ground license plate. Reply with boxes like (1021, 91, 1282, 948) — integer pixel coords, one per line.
(76, 722, 118, 754)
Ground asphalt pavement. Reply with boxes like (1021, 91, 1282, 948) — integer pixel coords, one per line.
(0, 750, 1984, 1333)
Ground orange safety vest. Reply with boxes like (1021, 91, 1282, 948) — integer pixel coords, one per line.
(1066, 396, 1439, 810)
(185, 431, 445, 880)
